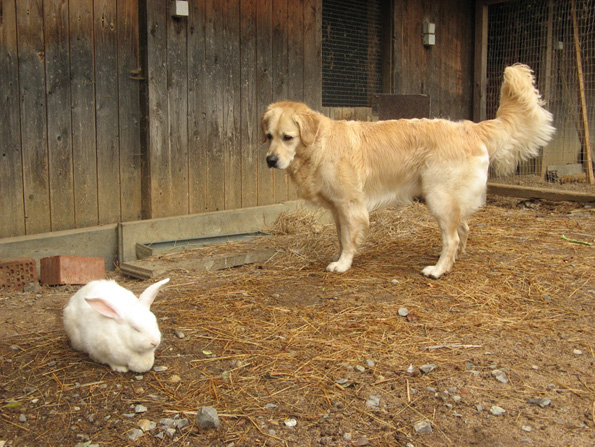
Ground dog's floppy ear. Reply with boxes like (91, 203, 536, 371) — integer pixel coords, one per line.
(293, 111, 320, 147)
(260, 108, 273, 144)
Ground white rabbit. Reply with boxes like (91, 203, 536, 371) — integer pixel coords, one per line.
(63, 278, 169, 373)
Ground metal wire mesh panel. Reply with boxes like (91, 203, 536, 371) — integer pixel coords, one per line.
(487, 0, 595, 182)
(322, 0, 383, 107)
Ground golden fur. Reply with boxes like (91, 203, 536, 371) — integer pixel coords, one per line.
(261, 64, 555, 278)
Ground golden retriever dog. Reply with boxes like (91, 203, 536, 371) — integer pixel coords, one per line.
(261, 64, 555, 278)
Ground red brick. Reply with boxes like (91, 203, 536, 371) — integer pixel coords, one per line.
(40, 256, 105, 285)
(0, 257, 38, 291)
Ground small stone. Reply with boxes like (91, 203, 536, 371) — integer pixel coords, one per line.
(453, 395, 462, 403)
(528, 398, 551, 408)
(355, 437, 369, 446)
(491, 369, 509, 384)
(490, 406, 506, 416)
(365, 359, 375, 368)
(134, 375, 143, 381)
(153, 366, 168, 372)
(135, 405, 148, 413)
(420, 364, 436, 374)
(343, 433, 352, 441)
(406, 364, 420, 377)
(165, 427, 176, 438)
(391, 279, 399, 285)
(138, 419, 156, 432)
(169, 375, 182, 383)
(128, 428, 144, 441)
(573, 349, 582, 355)
(284, 418, 297, 427)
(19, 414, 27, 423)
(196, 406, 220, 429)
(174, 418, 189, 429)
(174, 330, 185, 339)
(426, 386, 437, 392)
(265, 403, 277, 409)
(476, 405, 483, 412)
(465, 362, 474, 370)
(398, 307, 409, 317)
(413, 419, 433, 434)
(271, 293, 280, 299)
(159, 418, 176, 428)
(354, 365, 366, 373)
(522, 425, 532, 432)
(366, 395, 380, 408)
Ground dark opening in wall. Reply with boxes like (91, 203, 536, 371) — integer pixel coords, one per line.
(322, 0, 384, 107)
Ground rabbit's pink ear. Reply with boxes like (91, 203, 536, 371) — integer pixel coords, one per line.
(85, 297, 123, 322)
(138, 278, 170, 308)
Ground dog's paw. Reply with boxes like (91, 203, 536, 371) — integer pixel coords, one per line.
(421, 265, 444, 279)
(326, 260, 351, 273)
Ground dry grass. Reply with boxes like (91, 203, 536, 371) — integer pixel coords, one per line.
(1, 196, 595, 446)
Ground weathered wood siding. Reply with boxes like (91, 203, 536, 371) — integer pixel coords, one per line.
(0, 0, 476, 239)
(392, 0, 475, 120)
(142, 0, 322, 218)
(0, 0, 143, 238)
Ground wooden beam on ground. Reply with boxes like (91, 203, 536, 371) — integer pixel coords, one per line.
(487, 183, 595, 203)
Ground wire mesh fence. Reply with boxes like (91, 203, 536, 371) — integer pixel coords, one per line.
(487, 0, 595, 187)
(322, 0, 383, 107)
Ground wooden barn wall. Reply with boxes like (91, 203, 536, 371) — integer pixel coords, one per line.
(0, 0, 143, 238)
(142, 0, 322, 219)
(392, 0, 475, 120)
(0, 0, 322, 238)
(0, 0, 476, 239)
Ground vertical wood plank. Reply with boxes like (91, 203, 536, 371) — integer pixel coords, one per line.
(473, 0, 488, 122)
(0, 0, 25, 237)
(167, 2, 190, 214)
(44, 0, 74, 231)
(272, 0, 289, 202)
(16, 0, 51, 235)
(188, 0, 208, 213)
(287, 0, 304, 101)
(205, 0, 225, 211)
(70, 0, 98, 228)
(256, 0, 274, 205)
(223, 0, 242, 210)
(118, 0, 143, 222)
(240, 0, 258, 208)
(94, 0, 120, 223)
(144, 0, 170, 217)
(303, 0, 322, 109)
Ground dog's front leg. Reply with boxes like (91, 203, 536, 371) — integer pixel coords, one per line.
(326, 204, 369, 273)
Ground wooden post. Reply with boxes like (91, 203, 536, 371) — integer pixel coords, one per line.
(570, 0, 595, 184)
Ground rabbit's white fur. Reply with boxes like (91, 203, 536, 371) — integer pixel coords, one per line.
(63, 278, 169, 373)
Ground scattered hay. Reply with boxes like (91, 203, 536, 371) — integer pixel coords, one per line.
(1, 196, 595, 446)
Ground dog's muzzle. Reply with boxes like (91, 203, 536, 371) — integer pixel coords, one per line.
(266, 155, 279, 168)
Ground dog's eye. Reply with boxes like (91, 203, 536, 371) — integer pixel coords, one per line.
(266, 133, 273, 140)
(283, 135, 293, 142)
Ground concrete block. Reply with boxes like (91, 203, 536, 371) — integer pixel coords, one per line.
(0, 257, 38, 291)
(40, 256, 105, 285)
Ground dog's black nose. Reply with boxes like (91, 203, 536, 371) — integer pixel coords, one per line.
(266, 155, 278, 168)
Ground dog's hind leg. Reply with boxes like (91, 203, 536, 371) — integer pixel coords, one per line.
(422, 211, 461, 279)
(326, 204, 369, 273)
(457, 221, 470, 256)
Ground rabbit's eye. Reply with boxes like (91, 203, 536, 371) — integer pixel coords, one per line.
(132, 326, 141, 333)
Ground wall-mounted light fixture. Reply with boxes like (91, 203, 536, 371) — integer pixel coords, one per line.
(171, 1, 189, 18)
(423, 22, 435, 47)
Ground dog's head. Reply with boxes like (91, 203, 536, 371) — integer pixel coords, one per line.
(261, 101, 320, 169)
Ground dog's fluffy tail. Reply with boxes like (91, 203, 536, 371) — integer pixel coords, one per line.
(480, 64, 555, 176)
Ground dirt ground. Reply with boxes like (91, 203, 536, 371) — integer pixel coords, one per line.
(1, 194, 595, 447)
